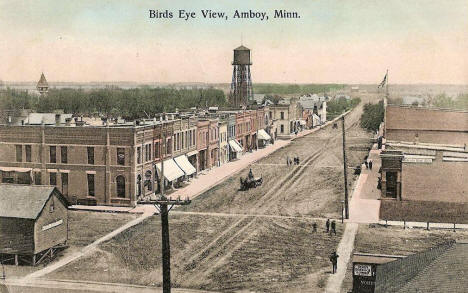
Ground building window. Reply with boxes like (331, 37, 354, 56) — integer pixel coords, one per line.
(34, 172, 41, 185)
(50, 146, 56, 163)
(117, 148, 125, 165)
(167, 138, 172, 154)
(2, 171, 14, 183)
(87, 147, 94, 164)
(49, 172, 57, 186)
(61, 146, 68, 163)
(137, 147, 141, 164)
(25, 145, 32, 162)
(50, 197, 55, 213)
(116, 175, 125, 198)
(280, 112, 284, 120)
(87, 174, 95, 196)
(61, 173, 68, 196)
(280, 125, 284, 133)
(154, 142, 160, 158)
(15, 145, 22, 162)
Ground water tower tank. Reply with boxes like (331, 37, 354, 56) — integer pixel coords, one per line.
(233, 45, 251, 65)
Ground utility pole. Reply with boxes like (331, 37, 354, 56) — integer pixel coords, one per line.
(141, 120, 190, 293)
(341, 116, 349, 219)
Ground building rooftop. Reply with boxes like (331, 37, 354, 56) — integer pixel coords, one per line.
(386, 105, 468, 132)
(0, 185, 61, 219)
(36, 72, 48, 88)
(375, 240, 468, 293)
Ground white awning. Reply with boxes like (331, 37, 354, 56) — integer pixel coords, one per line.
(155, 159, 185, 182)
(174, 155, 196, 176)
(257, 129, 271, 140)
(299, 120, 307, 126)
(229, 140, 243, 153)
(186, 150, 198, 157)
(0, 167, 32, 172)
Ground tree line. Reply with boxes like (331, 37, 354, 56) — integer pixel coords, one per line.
(0, 87, 227, 119)
(254, 83, 345, 95)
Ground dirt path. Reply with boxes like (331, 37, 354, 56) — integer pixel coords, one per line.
(325, 222, 359, 293)
(22, 210, 155, 281)
(4, 278, 218, 293)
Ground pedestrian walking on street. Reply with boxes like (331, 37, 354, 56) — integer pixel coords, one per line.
(330, 251, 339, 274)
(331, 220, 336, 235)
(297, 157, 300, 165)
(369, 160, 373, 170)
(365, 161, 368, 169)
(326, 219, 330, 233)
(312, 222, 317, 233)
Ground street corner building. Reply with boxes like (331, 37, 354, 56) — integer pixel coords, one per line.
(0, 185, 68, 266)
(380, 105, 468, 223)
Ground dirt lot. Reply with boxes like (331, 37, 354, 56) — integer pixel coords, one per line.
(341, 224, 468, 293)
(51, 214, 344, 292)
(68, 210, 139, 246)
(379, 200, 468, 224)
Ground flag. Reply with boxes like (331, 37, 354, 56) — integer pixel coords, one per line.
(378, 73, 387, 89)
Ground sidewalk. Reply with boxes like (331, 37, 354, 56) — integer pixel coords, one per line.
(348, 145, 381, 223)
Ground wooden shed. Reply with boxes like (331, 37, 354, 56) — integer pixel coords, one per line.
(0, 185, 68, 266)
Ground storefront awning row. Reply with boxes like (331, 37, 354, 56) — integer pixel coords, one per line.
(228, 140, 243, 153)
(174, 155, 196, 176)
(155, 159, 185, 182)
(257, 129, 271, 141)
(0, 167, 32, 172)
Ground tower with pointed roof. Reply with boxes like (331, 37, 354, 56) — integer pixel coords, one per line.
(36, 72, 49, 95)
(229, 45, 253, 108)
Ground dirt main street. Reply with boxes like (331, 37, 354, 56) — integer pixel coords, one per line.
(49, 96, 376, 292)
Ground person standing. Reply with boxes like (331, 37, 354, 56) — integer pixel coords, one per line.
(312, 222, 317, 233)
(330, 251, 339, 274)
(331, 220, 336, 235)
(326, 219, 330, 233)
(365, 161, 368, 169)
(369, 160, 373, 170)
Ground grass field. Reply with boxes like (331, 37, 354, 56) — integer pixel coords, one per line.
(341, 224, 468, 293)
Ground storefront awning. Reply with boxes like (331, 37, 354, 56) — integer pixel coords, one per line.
(228, 140, 243, 153)
(174, 155, 196, 176)
(186, 150, 198, 157)
(257, 129, 271, 141)
(155, 159, 185, 182)
(0, 167, 32, 172)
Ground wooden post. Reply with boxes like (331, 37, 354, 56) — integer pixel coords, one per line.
(453, 223, 456, 232)
(341, 116, 349, 219)
(426, 222, 430, 231)
(403, 220, 406, 229)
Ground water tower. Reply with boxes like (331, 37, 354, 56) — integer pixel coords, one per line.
(36, 72, 49, 95)
(229, 45, 253, 108)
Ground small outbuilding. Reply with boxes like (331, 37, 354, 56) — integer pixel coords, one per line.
(0, 185, 68, 266)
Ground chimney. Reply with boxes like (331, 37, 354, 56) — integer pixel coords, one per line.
(55, 114, 61, 126)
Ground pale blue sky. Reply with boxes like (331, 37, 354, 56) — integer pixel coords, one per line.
(1, 0, 467, 83)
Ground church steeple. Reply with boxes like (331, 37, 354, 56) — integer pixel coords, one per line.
(36, 72, 49, 95)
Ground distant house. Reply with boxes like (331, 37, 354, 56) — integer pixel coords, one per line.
(0, 185, 68, 266)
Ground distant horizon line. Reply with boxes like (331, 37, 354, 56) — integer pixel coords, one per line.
(1, 81, 468, 86)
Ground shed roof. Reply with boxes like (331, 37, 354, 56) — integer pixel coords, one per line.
(0, 185, 57, 219)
